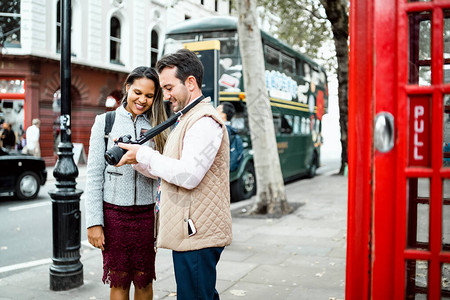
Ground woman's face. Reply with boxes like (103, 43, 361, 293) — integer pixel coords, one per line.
(125, 77, 156, 120)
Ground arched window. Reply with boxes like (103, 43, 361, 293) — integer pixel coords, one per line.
(150, 29, 158, 68)
(0, 1, 21, 47)
(110, 16, 122, 64)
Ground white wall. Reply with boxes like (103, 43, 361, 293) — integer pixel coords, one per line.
(5, 0, 229, 73)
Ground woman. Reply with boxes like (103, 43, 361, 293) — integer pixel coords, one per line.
(85, 66, 168, 300)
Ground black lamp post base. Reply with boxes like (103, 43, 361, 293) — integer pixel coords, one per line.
(49, 263, 83, 291)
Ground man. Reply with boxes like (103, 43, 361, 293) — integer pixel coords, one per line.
(117, 49, 232, 300)
(25, 118, 41, 157)
(1, 122, 16, 150)
(217, 102, 243, 172)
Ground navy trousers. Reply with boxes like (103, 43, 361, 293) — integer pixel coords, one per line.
(172, 247, 224, 300)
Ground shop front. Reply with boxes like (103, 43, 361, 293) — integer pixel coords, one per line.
(0, 56, 126, 165)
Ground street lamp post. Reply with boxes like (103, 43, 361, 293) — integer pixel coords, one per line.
(49, 0, 83, 291)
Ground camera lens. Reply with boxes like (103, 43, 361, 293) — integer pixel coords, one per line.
(104, 146, 127, 165)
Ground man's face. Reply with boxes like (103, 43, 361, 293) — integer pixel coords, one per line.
(159, 67, 190, 113)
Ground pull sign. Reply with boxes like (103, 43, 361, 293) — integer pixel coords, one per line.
(408, 97, 430, 167)
(374, 112, 395, 153)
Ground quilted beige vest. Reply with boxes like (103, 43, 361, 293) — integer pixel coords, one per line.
(156, 98, 233, 251)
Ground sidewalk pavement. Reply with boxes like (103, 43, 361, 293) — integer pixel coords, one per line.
(0, 164, 347, 300)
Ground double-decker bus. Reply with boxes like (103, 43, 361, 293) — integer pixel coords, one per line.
(163, 16, 328, 202)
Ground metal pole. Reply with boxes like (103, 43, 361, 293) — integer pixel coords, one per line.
(49, 0, 83, 290)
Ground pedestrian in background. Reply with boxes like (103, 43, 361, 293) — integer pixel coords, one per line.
(217, 102, 244, 172)
(24, 118, 41, 157)
(1, 122, 16, 151)
(116, 49, 232, 300)
(85, 66, 168, 300)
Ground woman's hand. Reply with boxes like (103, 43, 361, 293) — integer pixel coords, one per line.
(87, 225, 105, 251)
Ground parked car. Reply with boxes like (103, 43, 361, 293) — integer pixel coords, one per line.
(0, 147, 47, 200)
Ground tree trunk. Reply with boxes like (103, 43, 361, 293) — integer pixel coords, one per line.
(237, 0, 291, 216)
(320, 0, 349, 175)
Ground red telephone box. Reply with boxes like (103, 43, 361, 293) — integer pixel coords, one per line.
(348, 0, 450, 299)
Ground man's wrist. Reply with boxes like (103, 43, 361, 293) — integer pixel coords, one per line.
(136, 146, 156, 167)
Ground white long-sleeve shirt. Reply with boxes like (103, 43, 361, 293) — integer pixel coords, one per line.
(134, 116, 223, 190)
(26, 125, 40, 150)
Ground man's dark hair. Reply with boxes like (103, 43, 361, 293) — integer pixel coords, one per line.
(221, 102, 235, 121)
(156, 49, 204, 89)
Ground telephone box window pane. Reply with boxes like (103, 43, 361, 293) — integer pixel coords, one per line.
(444, 95, 450, 167)
(407, 178, 430, 250)
(405, 260, 428, 299)
(419, 66, 431, 86)
(442, 263, 450, 299)
(444, 12, 450, 83)
(443, 180, 450, 250)
(409, 12, 432, 85)
(408, 0, 431, 2)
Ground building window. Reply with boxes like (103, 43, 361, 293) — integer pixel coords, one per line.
(110, 16, 122, 64)
(56, 0, 77, 55)
(150, 30, 159, 68)
(0, 0, 21, 47)
(56, 1, 61, 52)
(201, 0, 204, 5)
(215, 0, 218, 12)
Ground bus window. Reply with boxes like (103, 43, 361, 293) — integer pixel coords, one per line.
(296, 60, 304, 77)
(304, 63, 311, 80)
(293, 116, 301, 134)
(163, 33, 198, 54)
(202, 31, 238, 55)
(306, 118, 311, 135)
(301, 117, 310, 135)
(265, 45, 280, 69)
(281, 115, 293, 134)
(273, 113, 281, 134)
(281, 53, 295, 75)
(312, 68, 321, 86)
(320, 71, 327, 86)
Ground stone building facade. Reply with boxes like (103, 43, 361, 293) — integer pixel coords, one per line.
(0, 0, 230, 164)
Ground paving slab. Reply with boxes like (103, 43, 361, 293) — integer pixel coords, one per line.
(0, 166, 348, 300)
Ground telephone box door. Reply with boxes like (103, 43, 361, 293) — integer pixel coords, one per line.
(348, 0, 450, 299)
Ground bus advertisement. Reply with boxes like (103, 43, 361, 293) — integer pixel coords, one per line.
(162, 16, 328, 202)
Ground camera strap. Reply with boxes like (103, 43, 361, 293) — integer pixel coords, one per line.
(178, 95, 205, 118)
(134, 95, 206, 145)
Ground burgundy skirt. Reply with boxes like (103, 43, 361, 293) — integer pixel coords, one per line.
(102, 202, 156, 289)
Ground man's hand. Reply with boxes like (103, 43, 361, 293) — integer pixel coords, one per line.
(115, 143, 141, 167)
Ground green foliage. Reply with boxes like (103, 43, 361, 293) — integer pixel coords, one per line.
(257, 0, 336, 73)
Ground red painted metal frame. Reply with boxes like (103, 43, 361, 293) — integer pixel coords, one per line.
(349, 0, 450, 299)
(346, 0, 373, 299)
(395, 1, 450, 299)
(371, 0, 398, 298)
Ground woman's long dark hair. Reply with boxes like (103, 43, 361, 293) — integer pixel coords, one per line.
(121, 66, 168, 153)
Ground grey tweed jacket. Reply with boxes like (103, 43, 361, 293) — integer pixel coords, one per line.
(84, 105, 158, 229)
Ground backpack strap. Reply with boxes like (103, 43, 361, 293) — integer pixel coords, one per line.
(104, 111, 116, 151)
